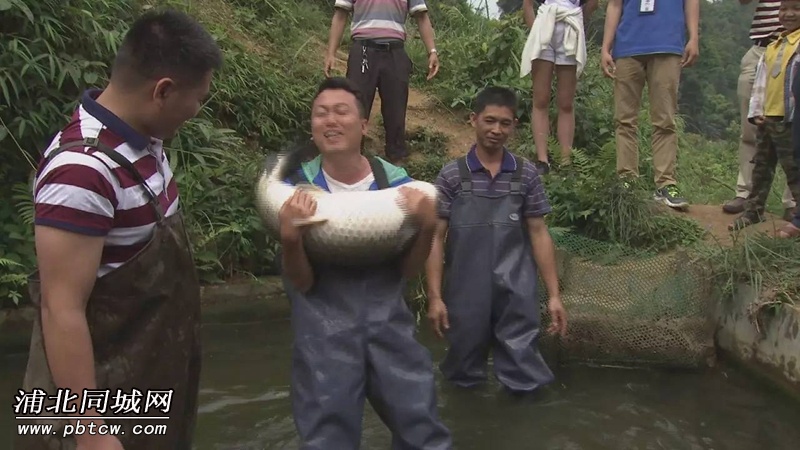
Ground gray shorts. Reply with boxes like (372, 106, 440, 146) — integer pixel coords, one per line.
(534, 21, 578, 66)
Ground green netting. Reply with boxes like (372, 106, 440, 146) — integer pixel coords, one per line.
(537, 229, 718, 369)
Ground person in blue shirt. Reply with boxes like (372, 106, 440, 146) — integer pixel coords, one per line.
(600, 0, 700, 210)
(277, 76, 453, 449)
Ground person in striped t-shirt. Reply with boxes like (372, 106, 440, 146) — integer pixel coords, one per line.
(724, 0, 796, 218)
(15, 8, 222, 450)
(323, 0, 440, 165)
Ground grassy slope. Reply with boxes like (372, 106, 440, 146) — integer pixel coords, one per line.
(1, 0, 798, 309)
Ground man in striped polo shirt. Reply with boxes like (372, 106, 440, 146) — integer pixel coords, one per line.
(424, 87, 567, 396)
(724, 0, 795, 218)
(324, 0, 440, 164)
(15, 8, 222, 450)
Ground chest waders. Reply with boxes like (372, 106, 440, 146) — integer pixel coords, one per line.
(439, 155, 555, 393)
(15, 137, 202, 450)
(282, 161, 453, 450)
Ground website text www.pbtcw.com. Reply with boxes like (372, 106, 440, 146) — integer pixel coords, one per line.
(17, 420, 167, 438)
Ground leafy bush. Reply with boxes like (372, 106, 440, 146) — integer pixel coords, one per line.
(0, 0, 334, 305)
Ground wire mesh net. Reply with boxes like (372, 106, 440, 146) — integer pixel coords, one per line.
(537, 229, 718, 369)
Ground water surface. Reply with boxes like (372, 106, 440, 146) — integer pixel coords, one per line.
(2, 299, 800, 449)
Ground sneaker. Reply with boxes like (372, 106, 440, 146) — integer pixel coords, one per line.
(722, 197, 747, 214)
(534, 160, 551, 175)
(654, 185, 689, 209)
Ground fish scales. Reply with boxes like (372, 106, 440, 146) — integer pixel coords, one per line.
(254, 146, 439, 266)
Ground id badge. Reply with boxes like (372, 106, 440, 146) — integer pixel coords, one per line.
(640, 0, 655, 13)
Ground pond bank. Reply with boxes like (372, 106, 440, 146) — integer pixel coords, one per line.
(2, 276, 800, 404)
(715, 282, 800, 402)
(0, 277, 289, 356)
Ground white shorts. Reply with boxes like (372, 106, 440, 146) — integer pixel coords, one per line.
(534, 21, 578, 66)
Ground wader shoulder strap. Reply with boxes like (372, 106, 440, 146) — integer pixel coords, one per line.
(39, 137, 164, 219)
(456, 156, 472, 193)
(368, 156, 390, 190)
(509, 155, 524, 195)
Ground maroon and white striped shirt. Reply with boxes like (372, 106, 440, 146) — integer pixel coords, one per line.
(33, 89, 179, 277)
(750, 1, 784, 41)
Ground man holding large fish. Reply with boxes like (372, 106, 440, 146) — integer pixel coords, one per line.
(424, 86, 568, 396)
(275, 77, 452, 449)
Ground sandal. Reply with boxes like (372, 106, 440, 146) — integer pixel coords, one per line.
(777, 222, 800, 238)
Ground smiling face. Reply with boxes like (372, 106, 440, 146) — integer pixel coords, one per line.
(470, 104, 516, 154)
(780, 1, 800, 32)
(310, 88, 367, 156)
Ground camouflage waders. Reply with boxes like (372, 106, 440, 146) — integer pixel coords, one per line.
(740, 120, 800, 221)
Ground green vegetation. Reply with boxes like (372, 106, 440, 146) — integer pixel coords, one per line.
(1, 0, 799, 316)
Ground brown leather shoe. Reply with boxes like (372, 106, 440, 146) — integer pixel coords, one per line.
(722, 197, 746, 214)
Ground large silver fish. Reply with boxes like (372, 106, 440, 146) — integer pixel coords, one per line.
(254, 145, 439, 266)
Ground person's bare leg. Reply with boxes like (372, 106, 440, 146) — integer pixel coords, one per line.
(554, 64, 577, 165)
(531, 59, 555, 164)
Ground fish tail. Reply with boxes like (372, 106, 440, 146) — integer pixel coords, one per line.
(276, 140, 319, 181)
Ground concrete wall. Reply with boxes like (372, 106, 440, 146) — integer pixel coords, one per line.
(4, 277, 800, 402)
(715, 282, 800, 400)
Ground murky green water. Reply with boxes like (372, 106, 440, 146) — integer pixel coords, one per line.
(3, 298, 800, 449)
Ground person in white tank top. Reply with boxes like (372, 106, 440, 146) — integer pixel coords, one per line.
(520, 0, 598, 174)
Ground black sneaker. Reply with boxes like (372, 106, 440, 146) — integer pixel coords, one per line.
(534, 160, 551, 175)
(654, 185, 689, 209)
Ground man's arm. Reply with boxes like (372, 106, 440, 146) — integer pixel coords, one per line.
(685, 0, 700, 43)
(402, 221, 437, 279)
(280, 236, 315, 294)
(36, 227, 104, 436)
(411, 2, 440, 80)
(423, 168, 454, 301)
(423, 218, 448, 301)
(521, 163, 559, 297)
(32, 152, 120, 446)
(324, 4, 351, 75)
(525, 217, 559, 299)
(522, 0, 537, 29)
(522, 163, 566, 335)
(413, 10, 437, 54)
(278, 187, 317, 294)
(601, 0, 622, 55)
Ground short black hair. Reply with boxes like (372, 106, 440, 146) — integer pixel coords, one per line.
(473, 86, 518, 117)
(313, 77, 367, 118)
(111, 8, 223, 88)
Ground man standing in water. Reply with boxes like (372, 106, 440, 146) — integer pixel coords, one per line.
(15, 8, 221, 450)
(278, 76, 452, 449)
(424, 86, 567, 395)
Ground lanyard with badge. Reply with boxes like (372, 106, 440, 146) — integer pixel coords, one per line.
(640, 0, 654, 14)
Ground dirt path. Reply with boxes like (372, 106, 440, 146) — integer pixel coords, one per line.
(672, 204, 789, 246)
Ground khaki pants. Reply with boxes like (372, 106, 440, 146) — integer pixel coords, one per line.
(736, 45, 795, 208)
(614, 54, 681, 189)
